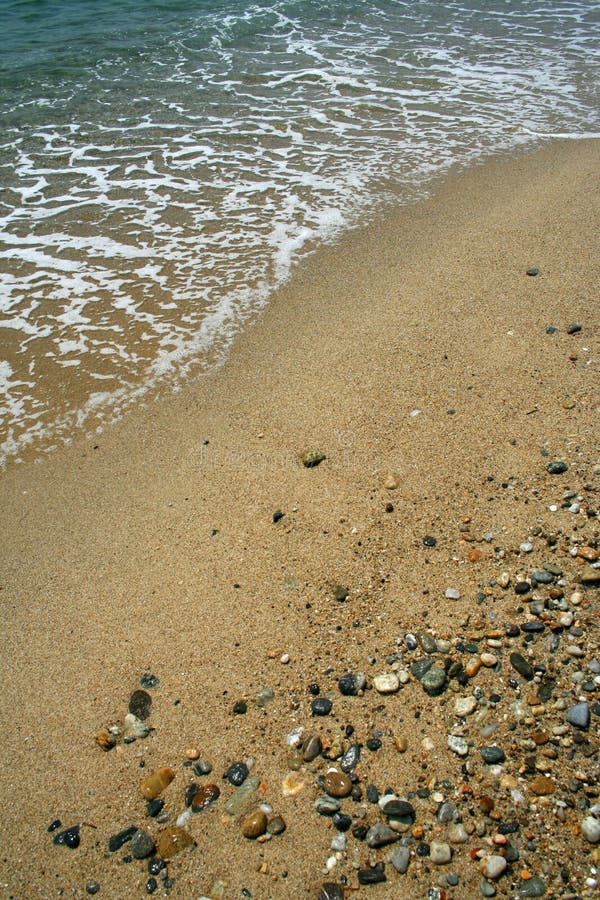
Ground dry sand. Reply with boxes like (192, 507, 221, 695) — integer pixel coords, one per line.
(0, 139, 599, 899)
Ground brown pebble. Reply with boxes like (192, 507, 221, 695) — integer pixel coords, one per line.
(241, 808, 268, 839)
(141, 766, 175, 800)
(186, 748, 200, 760)
(578, 546, 599, 562)
(323, 771, 353, 798)
(191, 783, 220, 811)
(95, 729, 116, 751)
(301, 733, 322, 762)
(465, 656, 482, 677)
(530, 775, 555, 796)
(531, 731, 550, 746)
(156, 826, 194, 859)
(395, 735, 408, 753)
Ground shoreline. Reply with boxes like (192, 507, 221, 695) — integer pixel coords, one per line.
(0, 138, 599, 898)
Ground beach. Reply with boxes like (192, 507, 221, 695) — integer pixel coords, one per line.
(0, 138, 599, 897)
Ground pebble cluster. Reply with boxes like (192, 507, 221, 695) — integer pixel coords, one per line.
(48, 453, 600, 898)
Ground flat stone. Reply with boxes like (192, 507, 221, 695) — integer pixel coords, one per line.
(382, 799, 415, 823)
(445, 588, 461, 600)
(323, 771, 352, 798)
(480, 878, 497, 897)
(546, 461, 568, 475)
(518, 876, 546, 897)
(129, 689, 152, 720)
(366, 823, 399, 848)
(311, 697, 333, 716)
(338, 672, 366, 696)
(340, 743, 361, 773)
(108, 826, 137, 852)
(224, 776, 260, 815)
(301, 733, 322, 762)
(131, 829, 155, 859)
(373, 673, 400, 694)
(318, 885, 345, 900)
(567, 702, 590, 729)
(581, 815, 600, 843)
(530, 775, 555, 796)
(455, 696, 478, 717)
(510, 653, 534, 681)
(358, 862, 386, 884)
(388, 845, 410, 874)
(241, 808, 268, 839)
(479, 854, 507, 879)
(315, 796, 341, 816)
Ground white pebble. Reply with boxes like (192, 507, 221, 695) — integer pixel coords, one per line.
(520, 542, 534, 553)
(176, 809, 192, 827)
(280, 653, 290, 664)
(445, 587, 461, 600)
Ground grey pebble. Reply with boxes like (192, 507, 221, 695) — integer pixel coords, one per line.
(338, 672, 366, 696)
(481, 746, 506, 764)
(315, 796, 341, 816)
(131, 829, 155, 860)
(388, 845, 410, 873)
(366, 822, 399, 848)
(420, 666, 447, 695)
(581, 815, 600, 843)
(480, 879, 497, 897)
(85, 883, 100, 896)
(510, 652, 534, 681)
(518, 876, 546, 897)
(567, 702, 590, 729)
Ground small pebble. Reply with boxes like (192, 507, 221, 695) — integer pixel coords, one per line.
(85, 882, 100, 895)
(338, 672, 366, 696)
(226, 762, 249, 786)
(312, 698, 333, 716)
(358, 862, 386, 884)
(430, 841, 452, 864)
(52, 825, 81, 849)
(388, 845, 410, 874)
(566, 702, 590, 729)
(131, 829, 156, 860)
(129, 689, 152, 720)
(581, 815, 600, 843)
(372, 672, 400, 694)
(479, 854, 507, 879)
(241, 808, 267, 839)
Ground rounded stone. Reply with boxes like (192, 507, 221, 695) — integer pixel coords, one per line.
(226, 762, 249, 786)
(366, 822, 399, 848)
(267, 815, 286, 835)
(302, 449, 326, 468)
(131, 829, 156, 860)
(52, 825, 81, 849)
(481, 746, 506, 765)
(338, 673, 366, 696)
(85, 882, 100, 895)
(455, 696, 478, 717)
(581, 815, 600, 843)
(382, 799, 415, 822)
(430, 841, 452, 864)
(155, 826, 194, 859)
(123, 713, 151, 740)
(191, 783, 220, 811)
(301, 733, 322, 762)
(566, 702, 590, 729)
(388, 845, 410, 874)
(479, 854, 507, 879)
(141, 767, 174, 800)
(518, 876, 546, 897)
(546, 461, 568, 475)
(448, 735, 469, 757)
(421, 666, 447, 695)
(510, 653, 534, 681)
(340, 743, 361, 773)
(373, 672, 400, 694)
(241, 808, 267, 839)
(319, 884, 345, 900)
(323, 771, 352, 798)
(311, 697, 333, 716)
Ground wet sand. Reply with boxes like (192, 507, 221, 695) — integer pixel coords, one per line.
(0, 139, 599, 899)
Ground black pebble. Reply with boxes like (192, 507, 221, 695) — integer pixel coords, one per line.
(233, 700, 247, 715)
(546, 325, 558, 334)
(108, 825, 137, 852)
(129, 689, 152, 720)
(85, 882, 100, 895)
(510, 652, 534, 681)
(53, 825, 81, 849)
(273, 510, 285, 523)
(385, 502, 394, 513)
(148, 858, 166, 875)
(521, 622, 545, 633)
(515, 581, 531, 595)
(146, 799, 164, 818)
(416, 842, 430, 857)
(311, 697, 333, 716)
(146, 877, 158, 894)
(567, 323, 582, 334)
(366, 784, 380, 804)
(47, 819, 61, 832)
(358, 862, 386, 884)
(546, 461, 569, 475)
(526, 267, 540, 276)
(382, 799, 415, 822)
(366, 737, 382, 751)
(140, 673, 159, 689)
(423, 535, 437, 547)
(332, 812, 352, 832)
(309, 683, 320, 695)
(498, 821, 520, 834)
(226, 761, 249, 786)
(481, 746, 506, 764)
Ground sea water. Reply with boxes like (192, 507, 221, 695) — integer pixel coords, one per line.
(1, 0, 599, 465)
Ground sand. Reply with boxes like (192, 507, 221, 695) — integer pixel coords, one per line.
(0, 139, 599, 899)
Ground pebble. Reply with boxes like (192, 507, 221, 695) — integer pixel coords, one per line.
(140, 673, 159, 689)
(366, 823, 399, 848)
(448, 824, 469, 843)
(445, 588, 461, 600)
(226, 762, 249, 786)
(430, 841, 452, 864)
(546, 461, 568, 475)
(421, 666, 447, 695)
(123, 713, 151, 740)
(448, 735, 469, 757)
(481, 746, 506, 765)
(131, 829, 156, 859)
(510, 652, 534, 681)
(358, 862, 386, 884)
(241, 808, 267, 839)
(373, 672, 400, 694)
(530, 775, 555, 796)
(95, 729, 117, 751)
(566, 323, 582, 334)
(224, 776, 260, 815)
(155, 826, 194, 859)
(108, 826, 137, 852)
(382, 799, 415, 823)
(331, 833, 346, 852)
(302, 449, 326, 467)
(388, 845, 410, 874)
(52, 825, 81, 849)
(141, 767, 174, 800)
(318, 884, 345, 900)
(338, 672, 366, 695)
(315, 796, 341, 816)
(340, 743, 360, 773)
(518, 876, 546, 897)
(480, 878, 497, 897)
(480, 653, 498, 668)
(566, 702, 590, 729)
(191, 784, 220, 811)
(333, 584, 349, 602)
(146, 799, 164, 818)
(312, 697, 333, 716)
(479, 854, 507, 879)
(129, 689, 152, 720)
(455, 696, 478, 717)
(85, 881, 100, 895)
(267, 815, 286, 835)
(302, 733, 323, 762)
(581, 816, 600, 843)
(323, 771, 353, 798)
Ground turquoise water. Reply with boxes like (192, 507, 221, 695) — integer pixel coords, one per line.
(1, 0, 599, 464)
